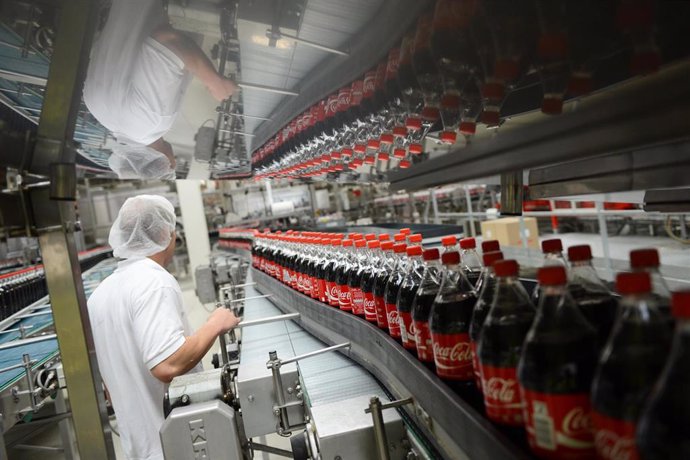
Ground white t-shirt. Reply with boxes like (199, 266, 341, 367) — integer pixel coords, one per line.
(88, 257, 194, 460)
(83, 0, 191, 146)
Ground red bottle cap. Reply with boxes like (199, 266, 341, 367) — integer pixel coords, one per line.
(380, 133, 395, 144)
(409, 234, 423, 243)
(379, 234, 391, 241)
(617, 271, 651, 295)
(342, 239, 353, 247)
(541, 96, 564, 115)
(349, 233, 363, 239)
(421, 107, 440, 121)
(440, 131, 457, 144)
(541, 238, 563, 254)
(365, 233, 377, 241)
(409, 143, 423, 155)
(537, 33, 568, 60)
(364, 155, 376, 165)
(341, 148, 353, 157)
(381, 241, 395, 251)
(568, 245, 592, 262)
(332, 240, 342, 247)
(567, 73, 594, 96)
(393, 243, 407, 253)
(459, 121, 476, 135)
(351, 158, 364, 167)
(483, 250, 504, 267)
(630, 248, 660, 268)
(481, 240, 500, 252)
(441, 235, 457, 246)
(354, 144, 367, 154)
(493, 259, 519, 277)
(672, 291, 690, 319)
(399, 159, 411, 168)
(367, 139, 381, 150)
(423, 248, 440, 261)
(481, 82, 505, 101)
(400, 228, 411, 235)
(355, 240, 367, 248)
(368, 240, 380, 249)
(480, 109, 501, 128)
(393, 148, 407, 159)
(538, 266, 567, 286)
(494, 59, 520, 81)
(459, 237, 476, 249)
(406, 117, 422, 131)
(441, 93, 461, 109)
(407, 245, 423, 257)
(378, 152, 390, 161)
(393, 126, 408, 137)
(441, 251, 460, 265)
(394, 234, 407, 242)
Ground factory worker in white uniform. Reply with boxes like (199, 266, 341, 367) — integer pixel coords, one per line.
(83, 0, 237, 179)
(87, 195, 240, 460)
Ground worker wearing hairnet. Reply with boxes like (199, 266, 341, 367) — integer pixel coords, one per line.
(83, 0, 237, 179)
(87, 195, 239, 460)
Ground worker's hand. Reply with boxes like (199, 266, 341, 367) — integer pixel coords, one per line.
(207, 77, 238, 101)
(208, 307, 240, 335)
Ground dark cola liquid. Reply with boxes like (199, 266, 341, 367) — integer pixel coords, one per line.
(384, 269, 405, 305)
(465, 270, 481, 288)
(412, 292, 437, 323)
(469, 277, 497, 344)
(335, 261, 350, 287)
(519, 331, 598, 394)
(348, 265, 363, 290)
(430, 293, 477, 334)
(361, 269, 375, 294)
(479, 304, 534, 368)
(569, 287, 619, 347)
(397, 284, 418, 316)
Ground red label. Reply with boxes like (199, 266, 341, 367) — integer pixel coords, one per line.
(375, 296, 389, 328)
(385, 48, 400, 81)
(480, 365, 524, 426)
(431, 333, 474, 380)
(318, 279, 327, 303)
(413, 320, 433, 362)
(591, 411, 639, 460)
(471, 341, 482, 391)
(350, 288, 365, 315)
(363, 72, 376, 98)
(385, 303, 401, 338)
(337, 88, 352, 112)
(326, 282, 339, 306)
(338, 285, 352, 311)
(399, 311, 416, 350)
(521, 389, 595, 459)
(364, 292, 377, 322)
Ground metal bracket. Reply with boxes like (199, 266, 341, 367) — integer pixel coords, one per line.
(365, 396, 414, 460)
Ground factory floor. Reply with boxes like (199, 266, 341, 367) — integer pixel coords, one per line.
(9, 276, 290, 460)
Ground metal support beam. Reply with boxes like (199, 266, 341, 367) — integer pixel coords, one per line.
(28, 0, 115, 458)
(500, 171, 523, 216)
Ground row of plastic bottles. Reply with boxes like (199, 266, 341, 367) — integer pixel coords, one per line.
(252, 231, 687, 459)
(252, 0, 667, 180)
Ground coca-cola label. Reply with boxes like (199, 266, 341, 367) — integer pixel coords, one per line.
(337, 88, 351, 112)
(470, 341, 482, 391)
(399, 311, 416, 350)
(385, 303, 401, 338)
(350, 288, 365, 315)
(385, 48, 400, 81)
(317, 279, 326, 302)
(327, 282, 339, 306)
(338, 285, 352, 311)
(351, 80, 364, 105)
(363, 72, 376, 99)
(326, 94, 339, 117)
(481, 365, 524, 426)
(521, 389, 595, 459)
(375, 296, 389, 328)
(364, 292, 377, 321)
(431, 332, 474, 380)
(413, 320, 433, 362)
(591, 411, 639, 460)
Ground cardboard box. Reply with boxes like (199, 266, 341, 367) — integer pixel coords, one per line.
(480, 217, 540, 249)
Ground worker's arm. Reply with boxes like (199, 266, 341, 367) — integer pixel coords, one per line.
(150, 308, 240, 383)
(150, 24, 238, 101)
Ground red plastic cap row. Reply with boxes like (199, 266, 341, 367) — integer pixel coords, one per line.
(481, 240, 500, 253)
(342, 240, 353, 247)
(379, 234, 391, 241)
(493, 259, 519, 277)
(672, 291, 690, 319)
(617, 271, 651, 295)
(368, 240, 380, 249)
(483, 250, 504, 267)
(394, 233, 407, 242)
(393, 243, 407, 253)
(365, 233, 377, 241)
(423, 248, 440, 261)
(355, 240, 366, 248)
(441, 235, 457, 246)
(381, 241, 395, 251)
(400, 228, 412, 235)
(460, 237, 476, 249)
(442, 251, 460, 265)
(630, 248, 660, 269)
(568, 244, 592, 262)
(409, 234, 423, 243)
(538, 265, 567, 286)
(407, 245, 423, 257)
(541, 238, 563, 254)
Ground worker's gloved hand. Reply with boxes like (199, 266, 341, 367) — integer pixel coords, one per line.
(207, 77, 238, 102)
(209, 307, 241, 334)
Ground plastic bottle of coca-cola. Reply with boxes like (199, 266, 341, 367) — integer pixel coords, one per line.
(616, 0, 661, 75)
(397, 245, 425, 352)
(430, 250, 478, 383)
(534, 0, 571, 115)
(324, 239, 344, 307)
(636, 290, 690, 460)
(477, 259, 536, 426)
(474, 239, 501, 295)
(567, 245, 618, 348)
(373, 241, 396, 329)
(361, 240, 382, 323)
(591, 272, 672, 460)
(531, 238, 567, 304)
(469, 250, 504, 391)
(460, 237, 483, 287)
(348, 239, 368, 316)
(411, 248, 444, 365)
(383, 242, 409, 339)
(518, 265, 598, 459)
(440, 235, 459, 258)
(630, 248, 672, 316)
(481, 239, 501, 254)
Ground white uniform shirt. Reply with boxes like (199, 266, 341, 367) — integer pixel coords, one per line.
(83, 0, 191, 146)
(88, 258, 194, 460)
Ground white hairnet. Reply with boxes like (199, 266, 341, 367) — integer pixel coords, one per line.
(108, 143, 176, 180)
(109, 195, 176, 259)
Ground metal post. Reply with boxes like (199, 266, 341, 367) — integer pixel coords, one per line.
(27, 0, 115, 457)
(500, 171, 523, 216)
(596, 202, 615, 280)
(267, 351, 291, 435)
(368, 396, 390, 460)
(464, 186, 477, 238)
(431, 189, 440, 224)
